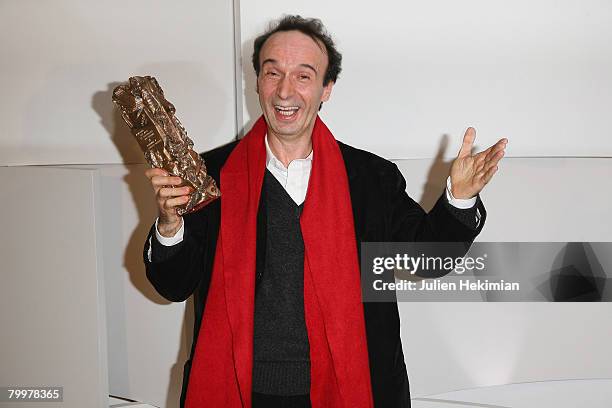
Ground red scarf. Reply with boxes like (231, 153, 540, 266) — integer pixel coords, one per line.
(184, 116, 373, 408)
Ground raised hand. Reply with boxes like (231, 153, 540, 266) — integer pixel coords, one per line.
(450, 127, 507, 199)
(145, 168, 192, 237)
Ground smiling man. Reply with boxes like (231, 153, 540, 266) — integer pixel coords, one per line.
(144, 15, 507, 408)
(255, 28, 334, 167)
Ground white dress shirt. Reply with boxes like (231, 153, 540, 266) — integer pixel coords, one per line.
(263, 135, 313, 206)
(147, 136, 477, 261)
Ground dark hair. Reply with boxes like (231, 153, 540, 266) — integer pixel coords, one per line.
(252, 15, 342, 86)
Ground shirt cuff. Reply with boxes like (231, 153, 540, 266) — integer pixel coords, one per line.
(445, 177, 477, 209)
(155, 217, 185, 245)
(148, 218, 185, 262)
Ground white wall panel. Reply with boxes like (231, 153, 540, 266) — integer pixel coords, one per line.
(94, 164, 191, 408)
(0, 167, 109, 408)
(394, 156, 612, 396)
(239, 0, 612, 159)
(0, 0, 236, 166)
(395, 157, 612, 241)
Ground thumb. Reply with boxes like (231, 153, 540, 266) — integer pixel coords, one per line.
(458, 127, 476, 159)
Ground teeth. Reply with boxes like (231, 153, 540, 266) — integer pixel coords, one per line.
(275, 105, 299, 117)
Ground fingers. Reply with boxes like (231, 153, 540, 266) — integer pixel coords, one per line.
(145, 168, 183, 186)
(457, 127, 476, 159)
(144, 168, 192, 219)
(158, 185, 192, 214)
(163, 194, 191, 210)
(152, 176, 184, 189)
(486, 138, 508, 160)
(157, 185, 192, 223)
(159, 185, 193, 200)
(476, 138, 508, 168)
(458, 135, 507, 194)
(481, 149, 505, 174)
(476, 148, 504, 186)
(474, 145, 493, 166)
(482, 164, 499, 185)
(144, 167, 167, 180)
(145, 168, 184, 196)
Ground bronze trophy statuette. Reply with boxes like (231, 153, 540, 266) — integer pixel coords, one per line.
(112, 76, 220, 215)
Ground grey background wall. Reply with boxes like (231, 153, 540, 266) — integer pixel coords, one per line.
(0, 0, 237, 166)
(239, 0, 612, 159)
(0, 167, 110, 408)
(1, 1, 611, 407)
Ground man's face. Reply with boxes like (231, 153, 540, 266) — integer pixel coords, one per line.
(256, 30, 334, 143)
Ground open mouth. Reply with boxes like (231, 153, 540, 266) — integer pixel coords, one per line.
(274, 105, 300, 120)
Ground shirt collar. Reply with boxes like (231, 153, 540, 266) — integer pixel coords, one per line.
(265, 134, 313, 170)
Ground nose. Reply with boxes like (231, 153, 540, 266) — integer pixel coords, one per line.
(276, 75, 294, 100)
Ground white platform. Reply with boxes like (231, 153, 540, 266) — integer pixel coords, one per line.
(109, 396, 156, 408)
(412, 379, 612, 408)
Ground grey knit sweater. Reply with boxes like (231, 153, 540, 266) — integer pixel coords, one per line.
(252, 169, 310, 395)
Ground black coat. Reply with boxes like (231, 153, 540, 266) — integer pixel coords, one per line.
(144, 140, 486, 408)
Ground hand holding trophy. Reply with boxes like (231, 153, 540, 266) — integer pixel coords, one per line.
(112, 76, 220, 219)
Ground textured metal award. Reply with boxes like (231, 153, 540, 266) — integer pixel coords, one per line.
(112, 76, 220, 215)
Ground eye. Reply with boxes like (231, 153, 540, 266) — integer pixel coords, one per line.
(298, 74, 311, 81)
(265, 71, 279, 77)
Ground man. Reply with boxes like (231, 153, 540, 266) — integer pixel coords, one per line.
(144, 15, 507, 408)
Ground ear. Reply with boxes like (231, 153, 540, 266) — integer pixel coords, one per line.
(321, 81, 334, 102)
